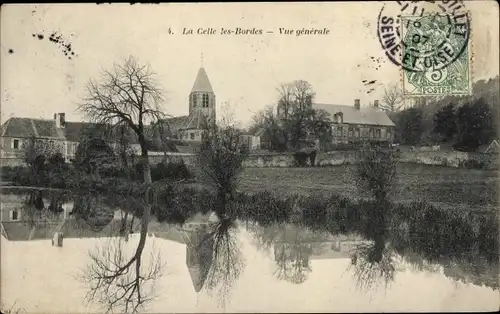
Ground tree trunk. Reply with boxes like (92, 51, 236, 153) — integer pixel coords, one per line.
(134, 152, 152, 257)
(120, 210, 129, 237)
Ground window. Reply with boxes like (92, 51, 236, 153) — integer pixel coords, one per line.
(387, 129, 392, 139)
(348, 127, 353, 138)
(336, 126, 343, 137)
(202, 94, 209, 108)
(369, 128, 373, 138)
(190, 132, 195, 140)
(191, 94, 197, 108)
(12, 139, 20, 150)
(355, 128, 360, 138)
(10, 210, 19, 221)
(375, 129, 381, 138)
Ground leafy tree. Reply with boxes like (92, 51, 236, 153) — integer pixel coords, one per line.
(307, 108, 332, 147)
(278, 80, 315, 149)
(249, 105, 287, 151)
(433, 103, 457, 142)
(455, 98, 494, 151)
(276, 80, 331, 150)
(74, 137, 115, 178)
(196, 116, 248, 218)
(21, 136, 61, 186)
(354, 145, 397, 204)
(395, 107, 423, 145)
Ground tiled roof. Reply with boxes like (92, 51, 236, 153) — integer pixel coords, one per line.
(1, 118, 65, 139)
(1, 218, 124, 241)
(191, 67, 214, 93)
(313, 103, 395, 127)
(64, 122, 140, 144)
(181, 109, 208, 130)
(161, 110, 208, 135)
(0, 117, 143, 145)
(161, 116, 189, 137)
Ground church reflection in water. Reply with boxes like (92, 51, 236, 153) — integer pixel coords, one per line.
(154, 216, 215, 292)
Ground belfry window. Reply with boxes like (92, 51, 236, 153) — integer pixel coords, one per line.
(202, 94, 209, 108)
(192, 94, 197, 108)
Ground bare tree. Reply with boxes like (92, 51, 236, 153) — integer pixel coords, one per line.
(78, 56, 167, 312)
(380, 83, 404, 112)
(81, 236, 164, 313)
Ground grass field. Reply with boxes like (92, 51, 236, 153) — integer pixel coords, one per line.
(239, 164, 499, 212)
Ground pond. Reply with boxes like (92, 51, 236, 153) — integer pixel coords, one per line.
(1, 188, 499, 313)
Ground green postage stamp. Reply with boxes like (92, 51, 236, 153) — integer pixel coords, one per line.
(401, 14, 471, 96)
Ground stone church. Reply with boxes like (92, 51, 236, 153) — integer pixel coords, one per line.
(162, 67, 216, 142)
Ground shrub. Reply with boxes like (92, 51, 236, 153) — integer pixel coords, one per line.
(299, 194, 329, 229)
(236, 191, 293, 226)
(151, 185, 213, 224)
(329, 196, 362, 234)
(293, 151, 309, 167)
(460, 158, 485, 169)
(162, 160, 192, 181)
(309, 150, 317, 166)
(353, 146, 397, 203)
(0, 166, 27, 184)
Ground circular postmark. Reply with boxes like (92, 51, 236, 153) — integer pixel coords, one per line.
(377, 1, 470, 73)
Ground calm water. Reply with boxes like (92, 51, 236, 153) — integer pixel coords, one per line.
(1, 189, 499, 313)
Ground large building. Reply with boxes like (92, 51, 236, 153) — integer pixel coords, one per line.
(0, 114, 143, 166)
(277, 98, 396, 146)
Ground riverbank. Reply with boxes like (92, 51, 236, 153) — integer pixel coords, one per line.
(239, 164, 498, 211)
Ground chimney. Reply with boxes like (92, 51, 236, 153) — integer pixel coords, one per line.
(354, 99, 360, 110)
(374, 100, 379, 108)
(55, 113, 66, 128)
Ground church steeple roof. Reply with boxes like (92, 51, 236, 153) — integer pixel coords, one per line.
(191, 67, 214, 93)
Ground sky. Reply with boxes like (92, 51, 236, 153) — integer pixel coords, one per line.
(1, 2, 499, 127)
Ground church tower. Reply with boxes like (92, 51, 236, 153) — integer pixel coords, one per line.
(189, 67, 216, 123)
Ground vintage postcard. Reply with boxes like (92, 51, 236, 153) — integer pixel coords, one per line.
(1, 2, 499, 313)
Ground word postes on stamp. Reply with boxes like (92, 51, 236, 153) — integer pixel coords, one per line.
(377, 1, 472, 96)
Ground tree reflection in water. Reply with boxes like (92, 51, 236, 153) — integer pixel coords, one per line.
(77, 190, 164, 314)
(274, 241, 312, 284)
(80, 234, 164, 313)
(348, 239, 397, 291)
(245, 199, 499, 292)
(200, 217, 245, 307)
(248, 224, 328, 284)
